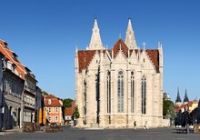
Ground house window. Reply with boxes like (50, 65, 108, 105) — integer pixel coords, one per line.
(107, 71, 111, 113)
(131, 72, 134, 113)
(118, 71, 124, 113)
(141, 76, 147, 114)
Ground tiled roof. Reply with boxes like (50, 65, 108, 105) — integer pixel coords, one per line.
(64, 101, 77, 116)
(44, 95, 62, 107)
(78, 50, 96, 72)
(112, 39, 128, 58)
(146, 50, 160, 73)
(77, 39, 160, 73)
(0, 40, 26, 79)
(175, 100, 198, 112)
(65, 107, 74, 116)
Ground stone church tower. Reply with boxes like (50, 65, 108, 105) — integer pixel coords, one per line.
(75, 19, 164, 128)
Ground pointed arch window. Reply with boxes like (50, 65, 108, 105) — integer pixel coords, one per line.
(118, 71, 124, 112)
(141, 76, 146, 114)
(83, 80, 87, 116)
(107, 71, 111, 113)
(131, 72, 134, 113)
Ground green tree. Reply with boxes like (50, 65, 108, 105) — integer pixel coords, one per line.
(73, 107, 80, 119)
(63, 98, 73, 108)
(163, 99, 176, 119)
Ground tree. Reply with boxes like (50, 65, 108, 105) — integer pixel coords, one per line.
(73, 107, 80, 119)
(63, 98, 73, 108)
(163, 99, 175, 119)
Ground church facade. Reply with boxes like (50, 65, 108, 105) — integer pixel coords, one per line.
(75, 19, 164, 128)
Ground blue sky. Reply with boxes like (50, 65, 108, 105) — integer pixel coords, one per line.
(0, 0, 200, 101)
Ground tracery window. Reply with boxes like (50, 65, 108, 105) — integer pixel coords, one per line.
(118, 71, 124, 112)
(131, 72, 134, 113)
(107, 71, 111, 113)
(141, 76, 147, 114)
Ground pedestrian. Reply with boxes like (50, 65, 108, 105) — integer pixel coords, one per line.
(134, 121, 136, 129)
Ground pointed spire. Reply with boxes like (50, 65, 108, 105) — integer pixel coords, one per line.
(175, 87, 182, 103)
(183, 89, 189, 103)
(158, 41, 163, 49)
(88, 18, 104, 50)
(125, 18, 137, 49)
(142, 42, 146, 50)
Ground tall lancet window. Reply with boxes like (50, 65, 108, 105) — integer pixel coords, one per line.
(141, 76, 147, 114)
(83, 80, 87, 116)
(118, 71, 124, 112)
(131, 72, 134, 113)
(107, 71, 111, 113)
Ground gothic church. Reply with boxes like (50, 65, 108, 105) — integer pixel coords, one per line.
(75, 19, 165, 128)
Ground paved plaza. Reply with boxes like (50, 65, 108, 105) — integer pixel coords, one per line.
(0, 127, 200, 140)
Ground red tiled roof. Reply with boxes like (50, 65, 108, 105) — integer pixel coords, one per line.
(175, 101, 197, 112)
(78, 50, 96, 72)
(65, 107, 74, 116)
(146, 50, 160, 73)
(64, 101, 77, 116)
(0, 40, 26, 79)
(44, 95, 62, 107)
(112, 39, 128, 58)
(77, 39, 160, 73)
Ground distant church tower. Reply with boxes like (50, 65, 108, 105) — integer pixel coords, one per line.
(175, 88, 182, 106)
(183, 89, 189, 104)
(75, 19, 165, 128)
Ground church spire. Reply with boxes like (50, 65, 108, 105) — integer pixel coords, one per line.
(125, 18, 137, 49)
(183, 89, 189, 103)
(88, 19, 104, 50)
(175, 88, 182, 103)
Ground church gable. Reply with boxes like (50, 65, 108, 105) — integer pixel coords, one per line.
(112, 39, 128, 58)
(112, 49, 128, 64)
(139, 49, 160, 73)
(102, 50, 111, 64)
(87, 51, 101, 69)
(129, 49, 139, 64)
